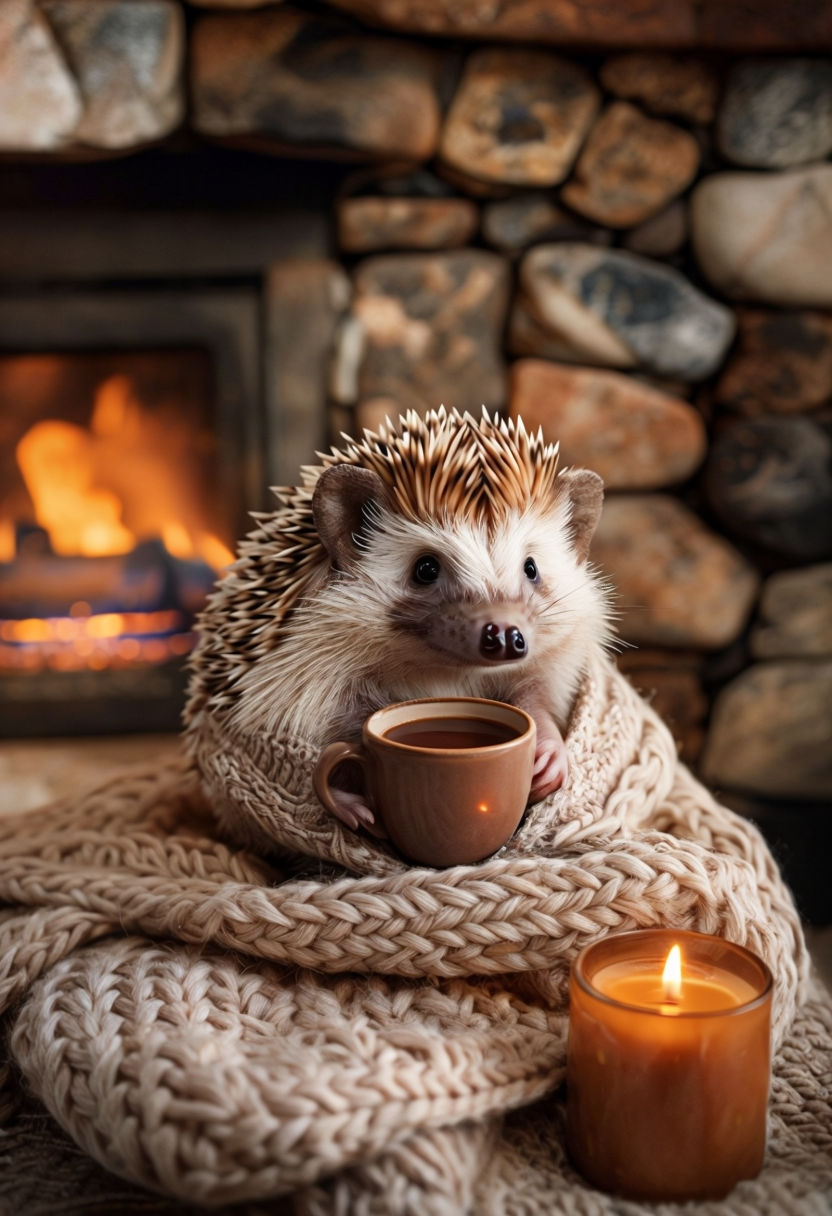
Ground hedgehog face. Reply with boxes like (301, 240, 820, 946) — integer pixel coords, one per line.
(356, 501, 591, 671)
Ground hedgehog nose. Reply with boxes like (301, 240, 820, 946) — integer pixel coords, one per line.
(479, 623, 527, 661)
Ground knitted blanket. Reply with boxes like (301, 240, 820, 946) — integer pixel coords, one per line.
(1, 650, 830, 1214)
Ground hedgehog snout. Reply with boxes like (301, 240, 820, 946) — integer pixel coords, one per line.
(479, 622, 527, 661)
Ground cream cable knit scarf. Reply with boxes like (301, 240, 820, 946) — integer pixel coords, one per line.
(1, 649, 830, 1214)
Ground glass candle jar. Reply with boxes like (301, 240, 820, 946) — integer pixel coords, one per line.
(566, 928, 773, 1201)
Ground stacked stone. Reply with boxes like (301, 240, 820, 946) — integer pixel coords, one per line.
(2, 2, 831, 909)
(0, 0, 184, 150)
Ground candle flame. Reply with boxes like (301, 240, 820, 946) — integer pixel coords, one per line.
(662, 944, 683, 1002)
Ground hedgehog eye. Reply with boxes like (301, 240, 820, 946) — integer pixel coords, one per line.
(524, 557, 539, 582)
(413, 554, 441, 585)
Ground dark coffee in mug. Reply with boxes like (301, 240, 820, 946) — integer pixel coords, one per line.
(383, 716, 520, 750)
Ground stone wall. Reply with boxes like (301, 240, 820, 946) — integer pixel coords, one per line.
(2, 0, 831, 918)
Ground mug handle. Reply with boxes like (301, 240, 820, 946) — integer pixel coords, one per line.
(312, 741, 388, 839)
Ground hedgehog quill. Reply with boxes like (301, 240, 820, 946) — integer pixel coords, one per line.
(186, 407, 614, 836)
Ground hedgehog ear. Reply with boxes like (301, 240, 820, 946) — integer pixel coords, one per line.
(312, 465, 390, 569)
(559, 469, 604, 564)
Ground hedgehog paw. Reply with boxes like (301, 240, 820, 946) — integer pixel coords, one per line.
(328, 789, 388, 839)
(529, 735, 569, 802)
(327, 788, 374, 830)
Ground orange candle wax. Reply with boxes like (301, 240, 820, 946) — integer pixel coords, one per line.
(566, 929, 773, 1202)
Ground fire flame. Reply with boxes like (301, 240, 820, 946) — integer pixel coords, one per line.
(2, 371, 235, 672)
(0, 518, 14, 563)
(17, 419, 135, 557)
(13, 374, 234, 568)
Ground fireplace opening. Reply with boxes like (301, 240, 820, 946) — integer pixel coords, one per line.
(0, 347, 237, 736)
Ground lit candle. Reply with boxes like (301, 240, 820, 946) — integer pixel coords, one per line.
(566, 928, 773, 1202)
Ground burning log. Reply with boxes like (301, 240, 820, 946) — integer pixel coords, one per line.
(0, 534, 217, 620)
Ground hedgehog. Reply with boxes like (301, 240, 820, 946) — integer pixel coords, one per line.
(185, 407, 612, 835)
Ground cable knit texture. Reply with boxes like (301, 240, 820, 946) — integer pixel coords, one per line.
(1, 650, 830, 1213)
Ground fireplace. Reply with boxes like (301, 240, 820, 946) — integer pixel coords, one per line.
(0, 335, 249, 738)
(0, 142, 341, 736)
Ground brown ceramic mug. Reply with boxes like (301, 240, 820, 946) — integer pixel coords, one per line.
(313, 696, 536, 867)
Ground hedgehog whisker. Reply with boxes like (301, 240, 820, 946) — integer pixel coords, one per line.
(537, 583, 595, 618)
(606, 635, 634, 654)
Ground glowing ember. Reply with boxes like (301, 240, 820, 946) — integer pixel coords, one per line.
(0, 604, 196, 671)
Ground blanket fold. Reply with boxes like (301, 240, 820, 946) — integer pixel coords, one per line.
(1, 652, 829, 1214)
